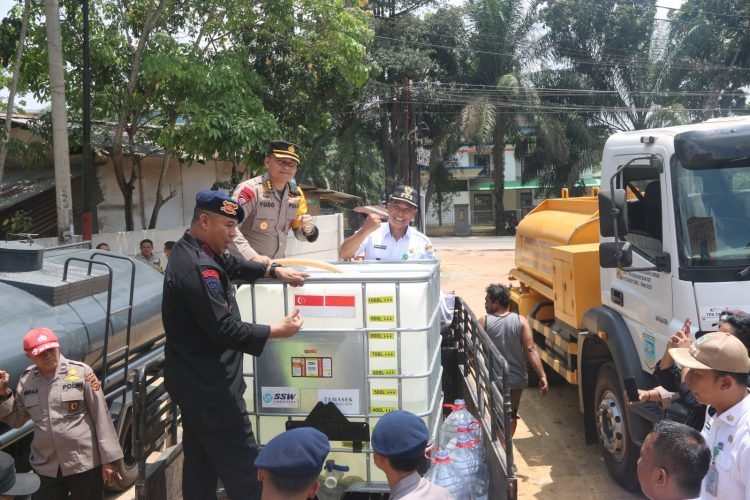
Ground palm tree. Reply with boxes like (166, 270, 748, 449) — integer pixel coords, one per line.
(45, 0, 73, 242)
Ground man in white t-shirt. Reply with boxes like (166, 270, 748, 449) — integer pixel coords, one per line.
(339, 185, 436, 262)
(669, 332, 750, 500)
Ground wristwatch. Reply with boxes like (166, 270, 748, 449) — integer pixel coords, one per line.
(269, 262, 281, 279)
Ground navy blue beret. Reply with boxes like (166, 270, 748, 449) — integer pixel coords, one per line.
(255, 427, 329, 477)
(195, 189, 244, 223)
(371, 410, 429, 459)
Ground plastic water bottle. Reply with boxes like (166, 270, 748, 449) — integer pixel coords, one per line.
(426, 449, 471, 500)
(440, 399, 479, 448)
(449, 435, 489, 500)
(443, 418, 484, 456)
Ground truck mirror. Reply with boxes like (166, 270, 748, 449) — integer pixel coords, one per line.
(600, 241, 632, 268)
(655, 252, 671, 273)
(599, 189, 629, 238)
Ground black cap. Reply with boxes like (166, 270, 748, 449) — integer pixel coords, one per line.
(195, 190, 245, 223)
(0, 451, 40, 496)
(389, 185, 418, 208)
(267, 140, 301, 164)
(254, 427, 330, 478)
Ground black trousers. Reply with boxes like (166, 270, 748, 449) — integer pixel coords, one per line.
(33, 465, 103, 500)
(180, 398, 261, 500)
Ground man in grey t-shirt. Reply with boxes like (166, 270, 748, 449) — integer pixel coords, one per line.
(479, 283, 549, 435)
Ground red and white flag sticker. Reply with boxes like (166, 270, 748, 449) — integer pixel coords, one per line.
(294, 295, 356, 318)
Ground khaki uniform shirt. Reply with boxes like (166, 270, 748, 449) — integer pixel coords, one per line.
(135, 253, 163, 273)
(229, 173, 317, 260)
(0, 355, 123, 477)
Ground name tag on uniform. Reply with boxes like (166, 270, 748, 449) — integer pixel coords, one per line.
(374, 245, 386, 250)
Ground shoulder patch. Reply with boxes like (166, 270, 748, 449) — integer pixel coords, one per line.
(237, 186, 256, 205)
(85, 371, 101, 392)
(202, 268, 222, 298)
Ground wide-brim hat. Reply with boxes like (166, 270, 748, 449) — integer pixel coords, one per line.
(669, 331, 750, 373)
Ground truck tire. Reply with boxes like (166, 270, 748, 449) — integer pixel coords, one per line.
(594, 363, 639, 491)
(108, 411, 138, 491)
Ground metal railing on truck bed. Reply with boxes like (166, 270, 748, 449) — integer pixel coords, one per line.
(443, 297, 517, 500)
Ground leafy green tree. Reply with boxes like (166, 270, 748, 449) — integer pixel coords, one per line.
(667, 0, 750, 119)
(461, 0, 570, 235)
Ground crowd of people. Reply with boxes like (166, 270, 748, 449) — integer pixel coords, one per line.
(2, 138, 749, 500)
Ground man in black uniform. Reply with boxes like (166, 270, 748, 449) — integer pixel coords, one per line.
(163, 189, 308, 500)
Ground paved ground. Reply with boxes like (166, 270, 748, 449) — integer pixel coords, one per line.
(436, 240, 643, 500)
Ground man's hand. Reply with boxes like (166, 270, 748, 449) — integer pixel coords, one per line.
(361, 213, 382, 235)
(102, 462, 120, 487)
(251, 255, 273, 266)
(270, 309, 304, 339)
(274, 267, 309, 287)
(299, 214, 315, 235)
(538, 376, 549, 395)
(669, 320, 692, 349)
(0, 370, 9, 395)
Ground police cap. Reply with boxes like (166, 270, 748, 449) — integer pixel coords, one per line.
(267, 140, 301, 164)
(254, 427, 330, 478)
(371, 410, 429, 459)
(195, 190, 244, 223)
(389, 185, 418, 208)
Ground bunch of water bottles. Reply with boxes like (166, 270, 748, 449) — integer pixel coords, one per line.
(425, 399, 489, 500)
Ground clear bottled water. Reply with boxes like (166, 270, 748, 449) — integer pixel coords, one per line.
(448, 435, 489, 500)
(440, 399, 480, 448)
(426, 449, 471, 500)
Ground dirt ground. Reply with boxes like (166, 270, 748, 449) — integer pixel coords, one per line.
(438, 248, 644, 500)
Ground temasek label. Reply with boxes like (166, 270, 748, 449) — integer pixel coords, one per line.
(261, 386, 299, 409)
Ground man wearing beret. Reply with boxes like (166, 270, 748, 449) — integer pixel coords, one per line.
(669, 332, 750, 499)
(163, 190, 309, 500)
(254, 427, 329, 500)
(340, 185, 436, 262)
(371, 410, 453, 499)
(229, 140, 319, 266)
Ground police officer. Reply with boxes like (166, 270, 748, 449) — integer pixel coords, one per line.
(254, 427, 329, 500)
(0, 328, 123, 500)
(340, 185, 436, 261)
(163, 190, 308, 500)
(371, 411, 453, 500)
(229, 140, 319, 265)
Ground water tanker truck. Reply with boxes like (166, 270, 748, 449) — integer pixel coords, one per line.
(509, 116, 750, 490)
(0, 238, 166, 490)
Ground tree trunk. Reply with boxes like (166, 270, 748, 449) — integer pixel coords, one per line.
(45, 0, 74, 242)
(111, 0, 167, 230)
(148, 155, 176, 229)
(0, 0, 30, 186)
(493, 111, 507, 235)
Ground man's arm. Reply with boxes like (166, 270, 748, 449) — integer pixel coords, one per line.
(82, 367, 123, 467)
(230, 184, 271, 265)
(0, 371, 31, 428)
(340, 214, 381, 260)
(519, 315, 549, 395)
(294, 214, 319, 242)
(478, 315, 486, 330)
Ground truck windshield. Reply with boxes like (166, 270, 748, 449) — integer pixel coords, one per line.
(673, 160, 750, 267)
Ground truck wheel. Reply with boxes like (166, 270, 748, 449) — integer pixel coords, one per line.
(594, 363, 639, 491)
(108, 411, 138, 491)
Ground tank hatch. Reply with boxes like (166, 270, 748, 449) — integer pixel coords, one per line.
(0, 261, 109, 306)
(0, 239, 44, 272)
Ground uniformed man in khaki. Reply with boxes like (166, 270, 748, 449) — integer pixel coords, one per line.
(229, 140, 319, 265)
(0, 328, 123, 500)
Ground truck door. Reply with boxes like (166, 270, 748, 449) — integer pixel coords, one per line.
(603, 156, 674, 373)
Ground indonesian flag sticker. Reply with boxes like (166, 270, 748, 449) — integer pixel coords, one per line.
(294, 295, 356, 318)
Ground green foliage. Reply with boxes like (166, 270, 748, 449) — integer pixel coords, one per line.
(1, 209, 33, 234)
